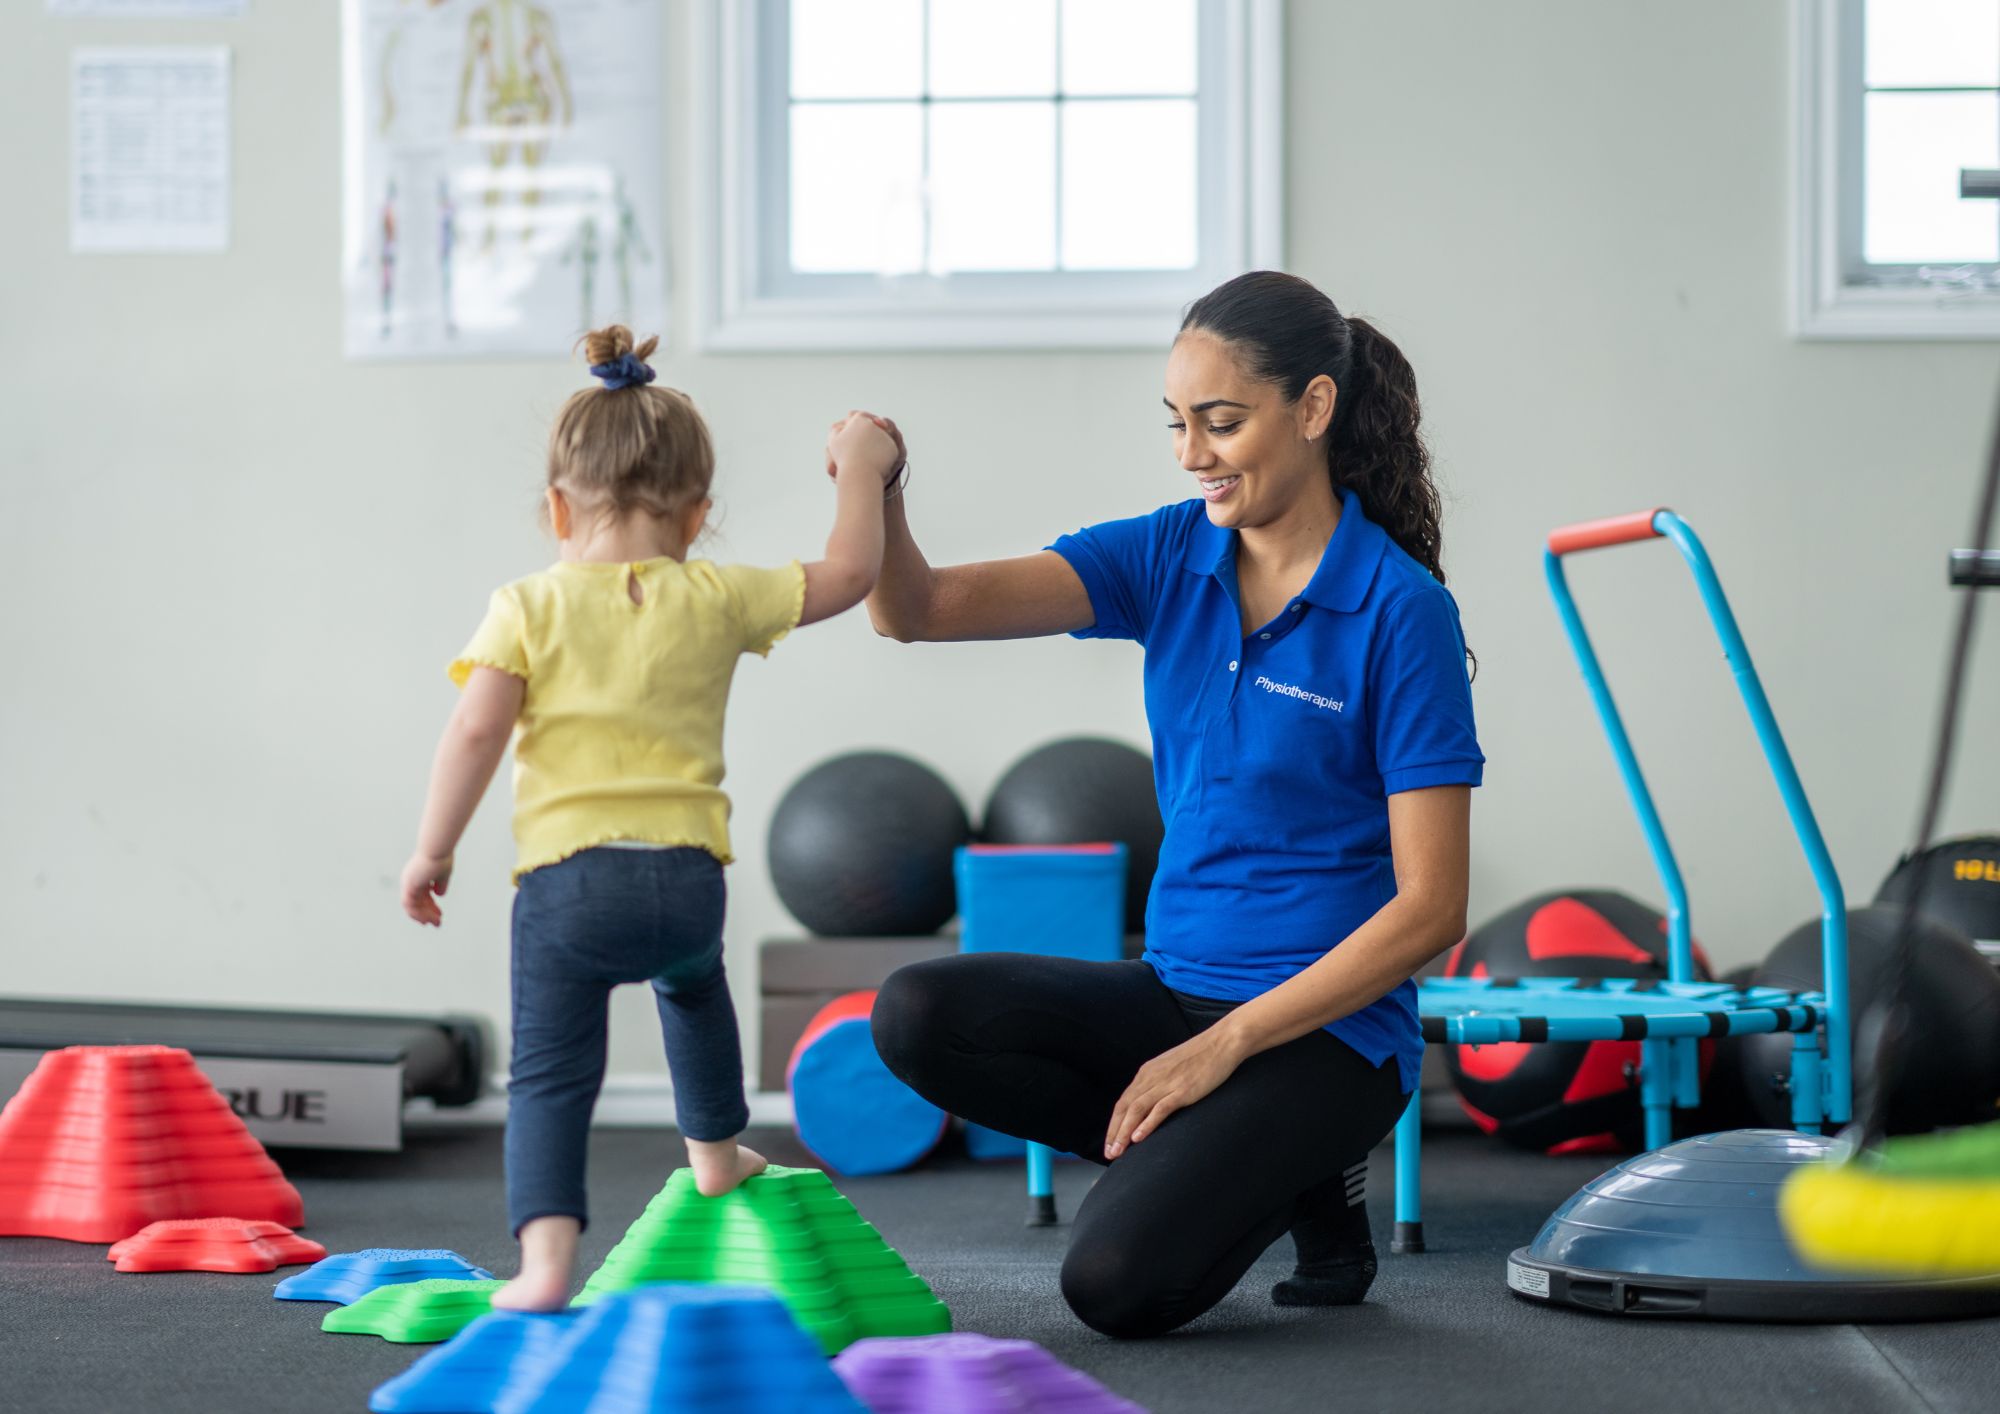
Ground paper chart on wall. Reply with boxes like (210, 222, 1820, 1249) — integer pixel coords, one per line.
(342, 0, 664, 359)
(72, 47, 231, 252)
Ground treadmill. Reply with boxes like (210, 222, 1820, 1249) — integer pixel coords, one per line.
(0, 998, 488, 1151)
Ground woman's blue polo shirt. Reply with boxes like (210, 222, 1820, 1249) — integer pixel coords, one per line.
(1050, 490, 1483, 1092)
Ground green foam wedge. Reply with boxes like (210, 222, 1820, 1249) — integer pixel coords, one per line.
(574, 1165, 950, 1354)
(320, 1278, 504, 1343)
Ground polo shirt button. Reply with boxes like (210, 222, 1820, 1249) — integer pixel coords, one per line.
(1259, 632, 1271, 640)
(1228, 660, 1238, 671)
(1290, 603, 1302, 612)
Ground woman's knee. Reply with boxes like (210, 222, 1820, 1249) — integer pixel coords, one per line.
(870, 958, 961, 1081)
(1060, 1241, 1183, 1340)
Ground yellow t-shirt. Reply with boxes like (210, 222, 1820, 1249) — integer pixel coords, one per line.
(448, 556, 806, 880)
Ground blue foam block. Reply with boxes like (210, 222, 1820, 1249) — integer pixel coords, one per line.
(276, 1249, 497, 1304)
(954, 847, 1127, 961)
(791, 1017, 946, 1176)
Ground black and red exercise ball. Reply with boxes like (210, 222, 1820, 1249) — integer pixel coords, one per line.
(1741, 905, 2000, 1134)
(980, 737, 1162, 933)
(1443, 889, 1712, 1155)
(767, 752, 971, 937)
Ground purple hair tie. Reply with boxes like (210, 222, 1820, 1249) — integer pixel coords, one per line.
(589, 352, 655, 390)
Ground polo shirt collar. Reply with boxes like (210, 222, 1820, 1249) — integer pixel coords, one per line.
(1180, 488, 1388, 612)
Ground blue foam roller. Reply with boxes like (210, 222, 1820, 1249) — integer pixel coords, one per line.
(790, 1006, 946, 1177)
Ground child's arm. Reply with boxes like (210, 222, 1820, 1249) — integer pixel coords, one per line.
(400, 666, 526, 925)
(797, 415, 901, 627)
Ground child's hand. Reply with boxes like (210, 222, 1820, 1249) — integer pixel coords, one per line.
(401, 852, 454, 926)
(825, 411, 904, 486)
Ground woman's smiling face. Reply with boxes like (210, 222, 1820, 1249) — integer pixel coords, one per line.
(1163, 330, 1337, 531)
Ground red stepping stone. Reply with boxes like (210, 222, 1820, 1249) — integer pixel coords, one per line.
(108, 1218, 327, 1273)
(0, 1045, 306, 1243)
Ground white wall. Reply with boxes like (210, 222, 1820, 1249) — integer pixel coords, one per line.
(3, 2, 1996, 1091)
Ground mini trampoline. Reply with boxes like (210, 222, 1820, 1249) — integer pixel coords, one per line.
(1399, 508, 2000, 1320)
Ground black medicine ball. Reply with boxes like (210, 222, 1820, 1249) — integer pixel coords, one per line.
(768, 752, 971, 938)
(1743, 904, 2000, 1134)
(981, 737, 1162, 933)
(1875, 834, 2000, 968)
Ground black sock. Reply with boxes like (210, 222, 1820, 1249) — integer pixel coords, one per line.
(1271, 1161, 1375, 1307)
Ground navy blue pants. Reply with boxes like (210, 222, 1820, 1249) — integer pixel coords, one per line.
(506, 846, 749, 1234)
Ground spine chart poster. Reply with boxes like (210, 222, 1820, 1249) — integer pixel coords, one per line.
(342, 0, 664, 358)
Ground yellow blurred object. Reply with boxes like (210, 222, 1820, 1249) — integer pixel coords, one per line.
(1780, 1126, 2000, 1278)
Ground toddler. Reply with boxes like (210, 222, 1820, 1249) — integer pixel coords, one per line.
(399, 326, 903, 1311)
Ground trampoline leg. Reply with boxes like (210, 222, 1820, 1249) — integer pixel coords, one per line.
(1640, 1038, 1672, 1151)
(1789, 1030, 1824, 1135)
(1671, 1035, 1701, 1111)
(1026, 1141, 1057, 1227)
(1391, 1091, 1424, 1254)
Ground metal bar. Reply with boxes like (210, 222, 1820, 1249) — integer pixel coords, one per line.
(1391, 1092, 1423, 1254)
(1543, 542, 1696, 982)
(1950, 549, 2000, 586)
(1653, 514, 1851, 1125)
(1640, 1038, 1672, 1149)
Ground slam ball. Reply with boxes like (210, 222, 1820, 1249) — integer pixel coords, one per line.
(768, 752, 971, 937)
(981, 738, 1163, 932)
(1744, 905, 2000, 1133)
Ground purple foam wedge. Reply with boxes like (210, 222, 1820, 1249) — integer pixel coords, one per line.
(833, 1333, 1148, 1413)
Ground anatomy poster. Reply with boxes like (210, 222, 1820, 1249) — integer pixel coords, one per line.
(341, 0, 663, 358)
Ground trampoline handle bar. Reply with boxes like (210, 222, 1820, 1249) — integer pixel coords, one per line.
(1546, 509, 1668, 556)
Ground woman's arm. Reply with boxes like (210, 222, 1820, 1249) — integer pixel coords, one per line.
(400, 665, 527, 925)
(868, 494, 1096, 643)
(1103, 784, 1470, 1156)
(798, 417, 900, 627)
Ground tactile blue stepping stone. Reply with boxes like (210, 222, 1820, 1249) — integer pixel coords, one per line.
(501, 1284, 864, 1413)
(275, 1248, 496, 1304)
(370, 1310, 572, 1413)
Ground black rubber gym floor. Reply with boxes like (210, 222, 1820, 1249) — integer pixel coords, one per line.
(2, 1125, 1995, 1413)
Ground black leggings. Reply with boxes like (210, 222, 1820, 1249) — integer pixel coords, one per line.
(872, 954, 1408, 1339)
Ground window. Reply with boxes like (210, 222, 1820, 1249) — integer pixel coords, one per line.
(1796, 0, 2000, 338)
(695, 0, 1282, 350)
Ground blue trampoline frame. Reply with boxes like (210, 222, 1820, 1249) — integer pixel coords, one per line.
(1396, 510, 1854, 1252)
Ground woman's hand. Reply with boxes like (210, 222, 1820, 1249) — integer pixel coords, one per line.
(825, 411, 906, 484)
(401, 852, 454, 926)
(1104, 1027, 1249, 1159)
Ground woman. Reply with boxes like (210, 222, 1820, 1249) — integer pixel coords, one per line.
(863, 271, 1482, 1339)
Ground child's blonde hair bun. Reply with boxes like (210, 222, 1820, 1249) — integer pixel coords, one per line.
(581, 324, 660, 370)
(550, 327, 712, 523)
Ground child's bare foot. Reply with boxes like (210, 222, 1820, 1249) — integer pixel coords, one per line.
(490, 1214, 580, 1312)
(687, 1137, 768, 1197)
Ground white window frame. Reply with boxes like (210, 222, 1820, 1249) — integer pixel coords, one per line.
(692, 0, 1284, 352)
(1794, 0, 2000, 339)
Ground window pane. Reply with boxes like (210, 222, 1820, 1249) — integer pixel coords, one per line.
(1062, 99, 1196, 269)
(1866, 0, 1999, 89)
(1865, 91, 1999, 264)
(929, 0, 1056, 97)
(1061, 0, 1197, 97)
(792, 0, 923, 99)
(791, 103, 926, 272)
(927, 102, 1057, 272)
